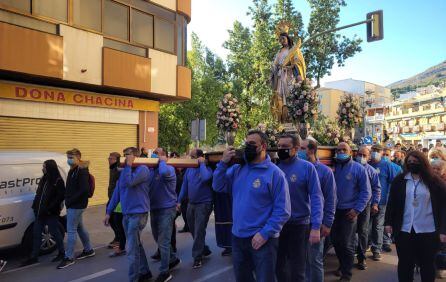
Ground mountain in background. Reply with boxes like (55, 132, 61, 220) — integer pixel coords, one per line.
(388, 60, 446, 93)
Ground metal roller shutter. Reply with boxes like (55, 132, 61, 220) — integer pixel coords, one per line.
(0, 116, 137, 206)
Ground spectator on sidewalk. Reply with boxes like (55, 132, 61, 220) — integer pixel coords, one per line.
(104, 147, 152, 282)
(22, 160, 66, 266)
(58, 149, 95, 269)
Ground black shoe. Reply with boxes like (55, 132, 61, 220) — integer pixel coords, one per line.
(357, 260, 367, 270)
(155, 272, 173, 282)
(51, 253, 65, 262)
(178, 228, 189, 233)
(21, 257, 38, 267)
(372, 252, 382, 261)
(382, 244, 392, 252)
(202, 247, 212, 257)
(57, 258, 75, 269)
(138, 271, 153, 282)
(76, 249, 96, 260)
(151, 251, 161, 262)
(193, 259, 202, 269)
(169, 258, 181, 270)
(221, 248, 232, 256)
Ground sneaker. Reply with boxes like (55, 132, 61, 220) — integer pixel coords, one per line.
(0, 260, 6, 272)
(382, 244, 392, 252)
(221, 248, 232, 256)
(202, 247, 212, 257)
(138, 271, 153, 282)
(366, 246, 372, 252)
(357, 260, 367, 270)
(151, 251, 161, 262)
(155, 272, 173, 282)
(76, 249, 96, 260)
(57, 258, 75, 269)
(372, 252, 382, 261)
(169, 258, 181, 270)
(20, 257, 38, 267)
(51, 253, 65, 262)
(109, 250, 126, 257)
(193, 259, 202, 269)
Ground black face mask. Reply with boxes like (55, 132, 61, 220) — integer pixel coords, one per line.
(109, 162, 118, 169)
(407, 163, 422, 174)
(244, 143, 259, 163)
(278, 149, 291, 160)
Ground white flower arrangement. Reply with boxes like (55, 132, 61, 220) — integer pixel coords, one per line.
(336, 94, 363, 130)
(286, 78, 318, 123)
(216, 93, 241, 132)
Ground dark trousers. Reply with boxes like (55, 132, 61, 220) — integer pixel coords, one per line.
(395, 231, 439, 282)
(180, 199, 189, 230)
(186, 202, 213, 260)
(356, 205, 370, 261)
(31, 215, 64, 258)
(276, 223, 310, 282)
(110, 212, 126, 251)
(232, 235, 278, 282)
(332, 209, 358, 280)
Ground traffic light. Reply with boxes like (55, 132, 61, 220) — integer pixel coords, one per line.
(367, 10, 383, 42)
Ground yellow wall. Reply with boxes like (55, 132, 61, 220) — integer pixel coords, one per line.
(317, 88, 344, 120)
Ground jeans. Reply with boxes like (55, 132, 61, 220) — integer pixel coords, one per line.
(395, 231, 439, 282)
(369, 205, 386, 253)
(232, 235, 278, 282)
(31, 215, 64, 258)
(276, 223, 310, 282)
(356, 205, 370, 261)
(150, 207, 177, 274)
(66, 208, 92, 259)
(123, 213, 151, 282)
(306, 237, 325, 282)
(331, 209, 358, 280)
(186, 202, 213, 260)
(110, 212, 126, 251)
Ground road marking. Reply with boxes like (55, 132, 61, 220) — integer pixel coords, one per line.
(192, 266, 233, 282)
(67, 268, 116, 282)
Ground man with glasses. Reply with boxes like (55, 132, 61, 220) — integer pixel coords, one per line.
(332, 142, 371, 282)
(369, 144, 401, 257)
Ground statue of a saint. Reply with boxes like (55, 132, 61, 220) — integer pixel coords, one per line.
(270, 21, 307, 123)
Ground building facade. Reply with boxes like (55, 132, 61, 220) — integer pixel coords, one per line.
(0, 0, 192, 205)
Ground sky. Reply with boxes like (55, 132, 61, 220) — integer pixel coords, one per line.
(188, 0, 446, 87)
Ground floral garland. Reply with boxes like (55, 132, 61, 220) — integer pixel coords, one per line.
(337, 93, 363, 129)
(216, 93, 241, 132)
(286, 78, 318, 123)
(311, 115, 356, 146)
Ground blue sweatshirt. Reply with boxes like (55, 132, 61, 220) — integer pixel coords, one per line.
(334, 159, 371, 213)
(313, 161, 337, 228)
(178, 163, 213, 204)
(148, 160, 177, 210)
(278, 156, 323, 230)
(370, 159, 401, 205)
(363, 163, 381, 205)
(106, 165, 151, 215)
(212, 155, 291, 240)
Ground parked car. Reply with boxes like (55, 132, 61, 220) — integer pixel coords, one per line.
(0, 151, 69, 254)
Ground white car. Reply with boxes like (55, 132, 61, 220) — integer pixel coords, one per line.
(0, 151, 69, 254)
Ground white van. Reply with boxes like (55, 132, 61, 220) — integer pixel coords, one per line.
(0, 151, 69, 254)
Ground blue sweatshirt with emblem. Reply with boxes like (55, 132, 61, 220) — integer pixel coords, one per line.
(106, 165, 151, 215)
(334, 158, 371, 213)
(370, 159, 401, 205)
(212, 155, 291, 240)
(178, 163, 213, 204)
(363, 163, 381, 205)
(278, 156, 323, 230)
(148, 160, 177, 210)
(313, 161, 337, 228)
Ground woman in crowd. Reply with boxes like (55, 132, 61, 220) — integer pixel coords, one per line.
(428, 147, 446, 162)
(22, 160, 66, 266)
(431, 159, 446, 181)
(385, 150, 446, 282)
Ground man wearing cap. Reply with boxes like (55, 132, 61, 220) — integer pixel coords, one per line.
(369, 144, 401, 257)
(332, 142, 371, 282)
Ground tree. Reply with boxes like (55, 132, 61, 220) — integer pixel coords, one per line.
(303, 0, 362, 88)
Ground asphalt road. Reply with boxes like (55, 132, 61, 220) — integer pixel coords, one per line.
(0, 205, 428, 282)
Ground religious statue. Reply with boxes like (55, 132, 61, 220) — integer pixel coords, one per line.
(270, 21, 307, 123)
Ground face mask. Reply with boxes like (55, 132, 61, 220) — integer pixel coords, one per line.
(336, 153, 350, 161)
(67, 159, 75, 166)
(297, 150, 307, 161)
(431, 157, 439, 163)
(151, 153, 158, 158)
(382, 156, 390, 162)
(278, 149, 291, 160)
(371, 152, 381, 162)
(244, 143, 259, 163)
(407, 163, 422, 174)
(355, 156, 367, 165)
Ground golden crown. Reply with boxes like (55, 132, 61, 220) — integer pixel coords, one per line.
(275, 20, 291, 37)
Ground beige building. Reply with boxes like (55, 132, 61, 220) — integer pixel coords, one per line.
(317, 88, 344, 119)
